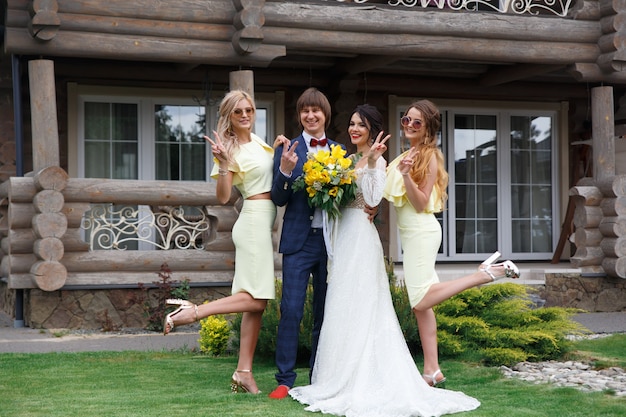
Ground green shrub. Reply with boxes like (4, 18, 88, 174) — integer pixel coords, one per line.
(388, 277, 586, 365)
(198, 315, 231, 356)
(483, 347, 530, 365)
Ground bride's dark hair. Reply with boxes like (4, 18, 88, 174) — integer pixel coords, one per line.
(353, 104, 384, 144)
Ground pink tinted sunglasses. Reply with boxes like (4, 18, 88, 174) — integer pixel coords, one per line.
(401, 116, 422, 130)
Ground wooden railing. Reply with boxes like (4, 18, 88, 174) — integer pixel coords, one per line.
(0, 167, 281, 291)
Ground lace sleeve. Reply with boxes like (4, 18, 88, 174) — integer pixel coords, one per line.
(360, 157, 387, 207)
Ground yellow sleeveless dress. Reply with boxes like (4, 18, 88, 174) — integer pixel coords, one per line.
(384, 151, 443, 307)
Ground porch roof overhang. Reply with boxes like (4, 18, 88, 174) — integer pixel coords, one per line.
(2, 0, 626, 87)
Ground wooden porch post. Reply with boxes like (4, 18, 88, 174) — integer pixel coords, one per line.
(28, 59, 60, 171)
(229, 70, 255, 101)
(591, 86, 615, 182)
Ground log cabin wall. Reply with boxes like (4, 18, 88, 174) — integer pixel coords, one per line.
(2, 0, 626, 326)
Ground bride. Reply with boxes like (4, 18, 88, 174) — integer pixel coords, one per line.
(289, 104, 482, 417)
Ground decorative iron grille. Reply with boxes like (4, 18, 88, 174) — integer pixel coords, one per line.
(337, 0, 574, 17)
(81, 204, 211, 250)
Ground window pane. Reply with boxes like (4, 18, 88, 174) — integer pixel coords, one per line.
(255, 108, 267, 142)
(84, 102, 138, 180)
(113, 142, 138, 180)
(154, 104, 206, 181)
(510, 115, 553, 253)
(85, 142, 110, 178)
(454, 114, 498, 255)
(84, 102, 111, 139)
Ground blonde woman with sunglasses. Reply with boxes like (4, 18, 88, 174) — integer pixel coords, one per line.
(384, 99, 520, 389)
(163, 90, 286, 395)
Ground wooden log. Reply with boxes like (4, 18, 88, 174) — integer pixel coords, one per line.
(573, 204, 603, 228)
(597, 175, 626, 197)
(568, 63, 626, 83)
(205, 205, 239, 232)
(4, 250, 238, 274)
(6, 270, 236, 289)
(569, 185, 603, 205)
(202, 231, 235, 251)
(8, 202, 88, 228)
(570, 245, 605, 267)
(33, 237, 64, 262)
(264, 2, 600, 43)
(599, 14, 626, 35)
(28, 59, 60, 170)
(596, 50, 626, 72)
(57, 0, 235, 22)
(600, 236, 626, 258)
(574, 227, 603, 247)
(30, 260, 67, 291)
(5, 28, 286, 67)
(0, 177, 35, 201)
(600, 197, 626, 216)
(33, 166, 69, 191)
(33, 190, 64, 213)
(62, 178, 226, 205)
(569, 0, 602, 21)
(599, 0, 626, 16)
(592, 86, 616, 183)
(29, 0, 60, 41)
(262, 27, 600, 65)
(61, 250, 236, 273)
(599, 216, 626, 237)
(32, 212, 67, 238)
(597, 32, 625, 53)
(229, 70, 255, 99)
(61, 203, 91, 227)
(6, 9, 233, 41)
(601, 257, 626, 278)
(2, 228, 88, 254)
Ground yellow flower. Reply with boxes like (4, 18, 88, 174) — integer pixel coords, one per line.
(292, 144, 360, 219)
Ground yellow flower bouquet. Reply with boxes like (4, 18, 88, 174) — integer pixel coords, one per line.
(292, 144, 358, 219)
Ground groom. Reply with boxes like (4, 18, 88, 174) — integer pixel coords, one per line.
(269, 87, 338, 399)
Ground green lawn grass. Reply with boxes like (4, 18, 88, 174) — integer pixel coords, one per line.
(0, 334, 624, 417)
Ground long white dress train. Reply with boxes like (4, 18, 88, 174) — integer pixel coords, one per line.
(289, 159, 481, 417)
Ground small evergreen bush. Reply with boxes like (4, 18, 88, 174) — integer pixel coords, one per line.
(198, 314, 231, 356)
(389, 278, 587, 366)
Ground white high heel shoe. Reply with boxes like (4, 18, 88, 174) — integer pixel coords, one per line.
(163, 299, 198, 335)
(480, 251, 520, 281)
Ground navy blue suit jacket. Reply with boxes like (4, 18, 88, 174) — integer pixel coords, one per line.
(271, 134, 342, 255)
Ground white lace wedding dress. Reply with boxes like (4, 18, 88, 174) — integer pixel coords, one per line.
(289, 158, 481, 417)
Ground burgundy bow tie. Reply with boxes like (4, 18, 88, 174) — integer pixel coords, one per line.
(310, 137, 327, 147)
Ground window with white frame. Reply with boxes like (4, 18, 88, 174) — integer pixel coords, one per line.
(72, 86, 277, 250)
(389, 98, 560, 262)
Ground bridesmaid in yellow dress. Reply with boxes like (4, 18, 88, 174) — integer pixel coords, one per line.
(162, 90, 285, 395)
(383, 99, 520, 388)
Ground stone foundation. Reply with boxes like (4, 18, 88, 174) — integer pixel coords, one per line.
(13, 286, 232, 330)
(544, 273, 626, 312)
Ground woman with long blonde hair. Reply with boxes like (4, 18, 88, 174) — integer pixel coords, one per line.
(163, 90, 282, 395)
(384, 99, 520, 388)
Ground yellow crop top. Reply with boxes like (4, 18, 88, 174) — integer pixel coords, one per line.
(210, 133, 274, 199)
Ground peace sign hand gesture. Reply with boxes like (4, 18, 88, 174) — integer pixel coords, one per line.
(204, 131, 227, 164)
(398, 146, 419, 178)
(366, 131, 390, 168)
(279, 140, 299, 177)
